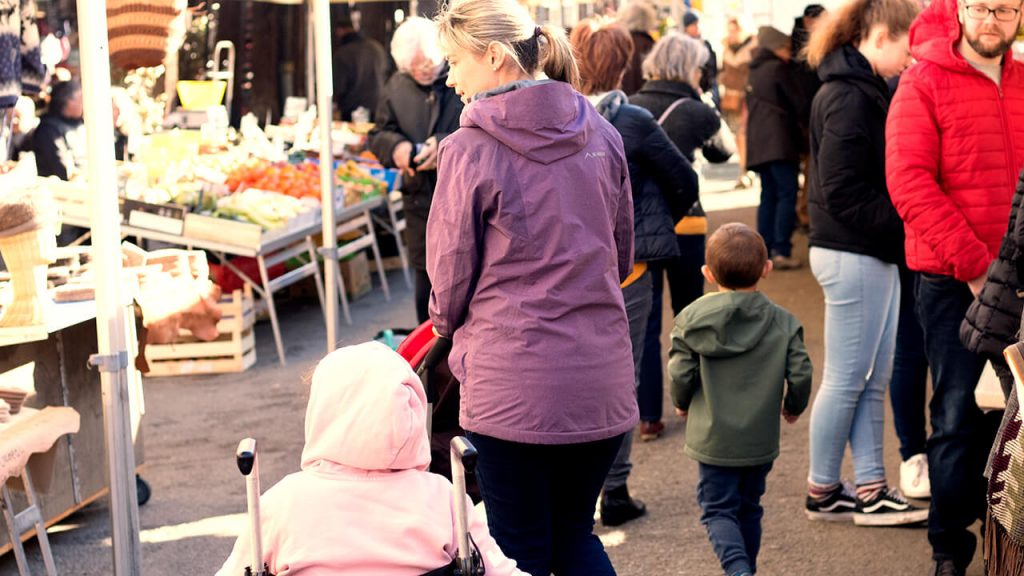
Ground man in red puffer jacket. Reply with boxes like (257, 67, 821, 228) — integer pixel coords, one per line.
(886, 0, 1024, 574)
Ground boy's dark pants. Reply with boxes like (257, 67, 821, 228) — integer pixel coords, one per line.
(697, 462, 773, 576)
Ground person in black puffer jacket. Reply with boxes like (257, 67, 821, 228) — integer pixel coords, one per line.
(571, 17, 699, 528)
(630, 31, 734, 440)
(961, 172, 1024, 397)
(367, 17, 463, 323)
(802, 0, 926, 527)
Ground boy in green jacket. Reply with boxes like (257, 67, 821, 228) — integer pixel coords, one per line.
(668, 223, 812, 576)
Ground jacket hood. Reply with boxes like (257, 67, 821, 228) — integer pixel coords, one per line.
(910, 0, 963, 67)
(817, 44, 889, 109)
(681, 292, 776, 358)
(461, 81, 593, 165)
(300, 342, 430, 473)
(594, 90, 629, 123)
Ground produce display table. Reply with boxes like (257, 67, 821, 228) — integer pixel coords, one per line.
(63, 195, 391, 365)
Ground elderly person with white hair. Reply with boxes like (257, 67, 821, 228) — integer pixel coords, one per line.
(630, 31, 733, 442)
(367, 16, 463, 323)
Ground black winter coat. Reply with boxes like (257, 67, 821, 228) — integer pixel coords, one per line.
(630, 80, 729, 164)
(368, 69, 463, 270)
(595, 91, 698, 262)
(333, 31, 391, 122)
(807, 45, 904, 265)
(746, 48, 804, 168)
(962, 170, 1024, 359)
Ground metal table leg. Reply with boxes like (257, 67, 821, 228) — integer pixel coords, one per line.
(1, 468, 58, 576)
(257, 255, 287, 366)
(306, 236, 326, 316)
(365, 208, 391, 302)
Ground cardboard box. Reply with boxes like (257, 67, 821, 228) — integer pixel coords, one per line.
(340, 252, 371, 299)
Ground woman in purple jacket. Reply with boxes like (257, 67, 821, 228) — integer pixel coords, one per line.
(429, 1, 638, 574)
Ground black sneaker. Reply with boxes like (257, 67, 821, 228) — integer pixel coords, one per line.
(805, 485, 857, 521)
(600, 485, 647, 527)
(853, 487, 929, 526)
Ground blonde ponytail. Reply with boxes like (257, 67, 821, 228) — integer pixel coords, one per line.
(537, 25, 580, 89)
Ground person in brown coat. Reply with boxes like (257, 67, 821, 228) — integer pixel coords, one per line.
(617, 0, 657, 95)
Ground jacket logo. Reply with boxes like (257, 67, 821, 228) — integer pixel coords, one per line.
(585, 151, 607, 159)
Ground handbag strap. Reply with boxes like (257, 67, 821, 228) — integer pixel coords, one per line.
(657, 97, 688, 126)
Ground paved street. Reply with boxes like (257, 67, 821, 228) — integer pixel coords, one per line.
(0, 167, 987, 575)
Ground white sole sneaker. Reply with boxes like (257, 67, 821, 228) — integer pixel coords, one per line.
(900, 453, 931, 499)
(853, 508, 929, 526)
(806, 510, 855, 522)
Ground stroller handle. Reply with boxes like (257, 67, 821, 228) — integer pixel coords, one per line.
(236, 438, 257, 476)
(450, 436, 482, 575)
(236, 438, 269, 576)
(417, 336, 453, 380)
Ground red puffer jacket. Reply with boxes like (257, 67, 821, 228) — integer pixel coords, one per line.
(886, 0, 1024, 282)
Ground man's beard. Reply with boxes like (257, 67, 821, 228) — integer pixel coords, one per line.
(966, 28, 1015, 58)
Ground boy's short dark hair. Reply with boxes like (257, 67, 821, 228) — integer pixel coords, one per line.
(706, 223, 768, 289)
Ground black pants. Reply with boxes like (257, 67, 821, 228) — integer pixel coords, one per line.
(915, 273, 989, 570)
(467, 432, 624, 576)
(415, 270, 431, 324)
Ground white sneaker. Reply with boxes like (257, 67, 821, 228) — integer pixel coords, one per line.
(899, 453, 931, 499)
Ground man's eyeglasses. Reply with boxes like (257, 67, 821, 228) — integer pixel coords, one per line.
(963, 3, 1021, 22)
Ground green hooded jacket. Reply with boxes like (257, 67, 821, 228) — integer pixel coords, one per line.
(668, 291, 812, 466)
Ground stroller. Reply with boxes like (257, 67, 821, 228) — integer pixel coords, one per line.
(394, 322, 480, 503)
(235, 436, 484, 576)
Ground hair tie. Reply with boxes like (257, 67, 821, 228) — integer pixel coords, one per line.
(534, 26, 542, 38)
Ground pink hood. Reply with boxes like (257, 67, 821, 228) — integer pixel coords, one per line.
(301, 342, 430, 474)
(216, 343, 527, 576)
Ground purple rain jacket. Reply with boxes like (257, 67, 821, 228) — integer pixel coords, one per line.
(426, 80, 639, 445)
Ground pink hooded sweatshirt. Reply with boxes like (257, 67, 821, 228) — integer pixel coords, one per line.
(216, 342, 527, 576)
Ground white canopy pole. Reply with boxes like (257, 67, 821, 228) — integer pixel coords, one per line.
(75, 2, 142, 575)
(314, 0, 340, 352)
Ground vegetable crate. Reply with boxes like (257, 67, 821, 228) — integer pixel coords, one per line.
(144, 285, 257, 377)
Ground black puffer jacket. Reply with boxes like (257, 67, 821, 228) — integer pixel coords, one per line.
(368, 68, 463, 270)
(746, 48, 804, 168)
(807, 44, 904, 265)
(630, 80, 729, 164)
(961, 170, 1024, 359)
(595, 91, 698, 262)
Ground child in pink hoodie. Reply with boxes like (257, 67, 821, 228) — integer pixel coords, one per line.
(216, 342, 527, 576)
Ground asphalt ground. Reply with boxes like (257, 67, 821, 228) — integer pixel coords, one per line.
(0, 170, 987, 575)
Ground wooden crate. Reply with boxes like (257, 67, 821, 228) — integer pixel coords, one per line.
(144, 285, 256, 376)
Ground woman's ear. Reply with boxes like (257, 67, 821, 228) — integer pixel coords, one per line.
(486, 42, 505, 71)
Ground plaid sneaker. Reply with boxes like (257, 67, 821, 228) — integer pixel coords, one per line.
(805, 485, 857, 522)
(853, 487, 929, 526)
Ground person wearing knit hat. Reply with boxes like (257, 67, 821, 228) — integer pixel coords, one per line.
(757, 26, 791, 53)
(746, 25, 804, 270)
(682, 11, 720, 107)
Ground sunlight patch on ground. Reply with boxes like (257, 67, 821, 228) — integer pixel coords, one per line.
(598, 529, 627, 548)
(101, 513, 245, 546)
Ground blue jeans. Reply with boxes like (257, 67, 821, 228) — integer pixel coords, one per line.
(697, 462, 773, 576)
(808, 248, 899, 486)
(606, 271, 652, 491)
(467, 432, 624, 576)
(754, 161, 798, 258)
(914, 273, 988, 569)
(890, 266, 929, 461)
(639, 236, 705, 423)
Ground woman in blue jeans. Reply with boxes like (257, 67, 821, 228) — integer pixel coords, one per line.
(802, 0, 928, 527)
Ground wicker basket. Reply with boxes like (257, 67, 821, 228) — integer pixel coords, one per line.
(106, 0, 185, 70)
